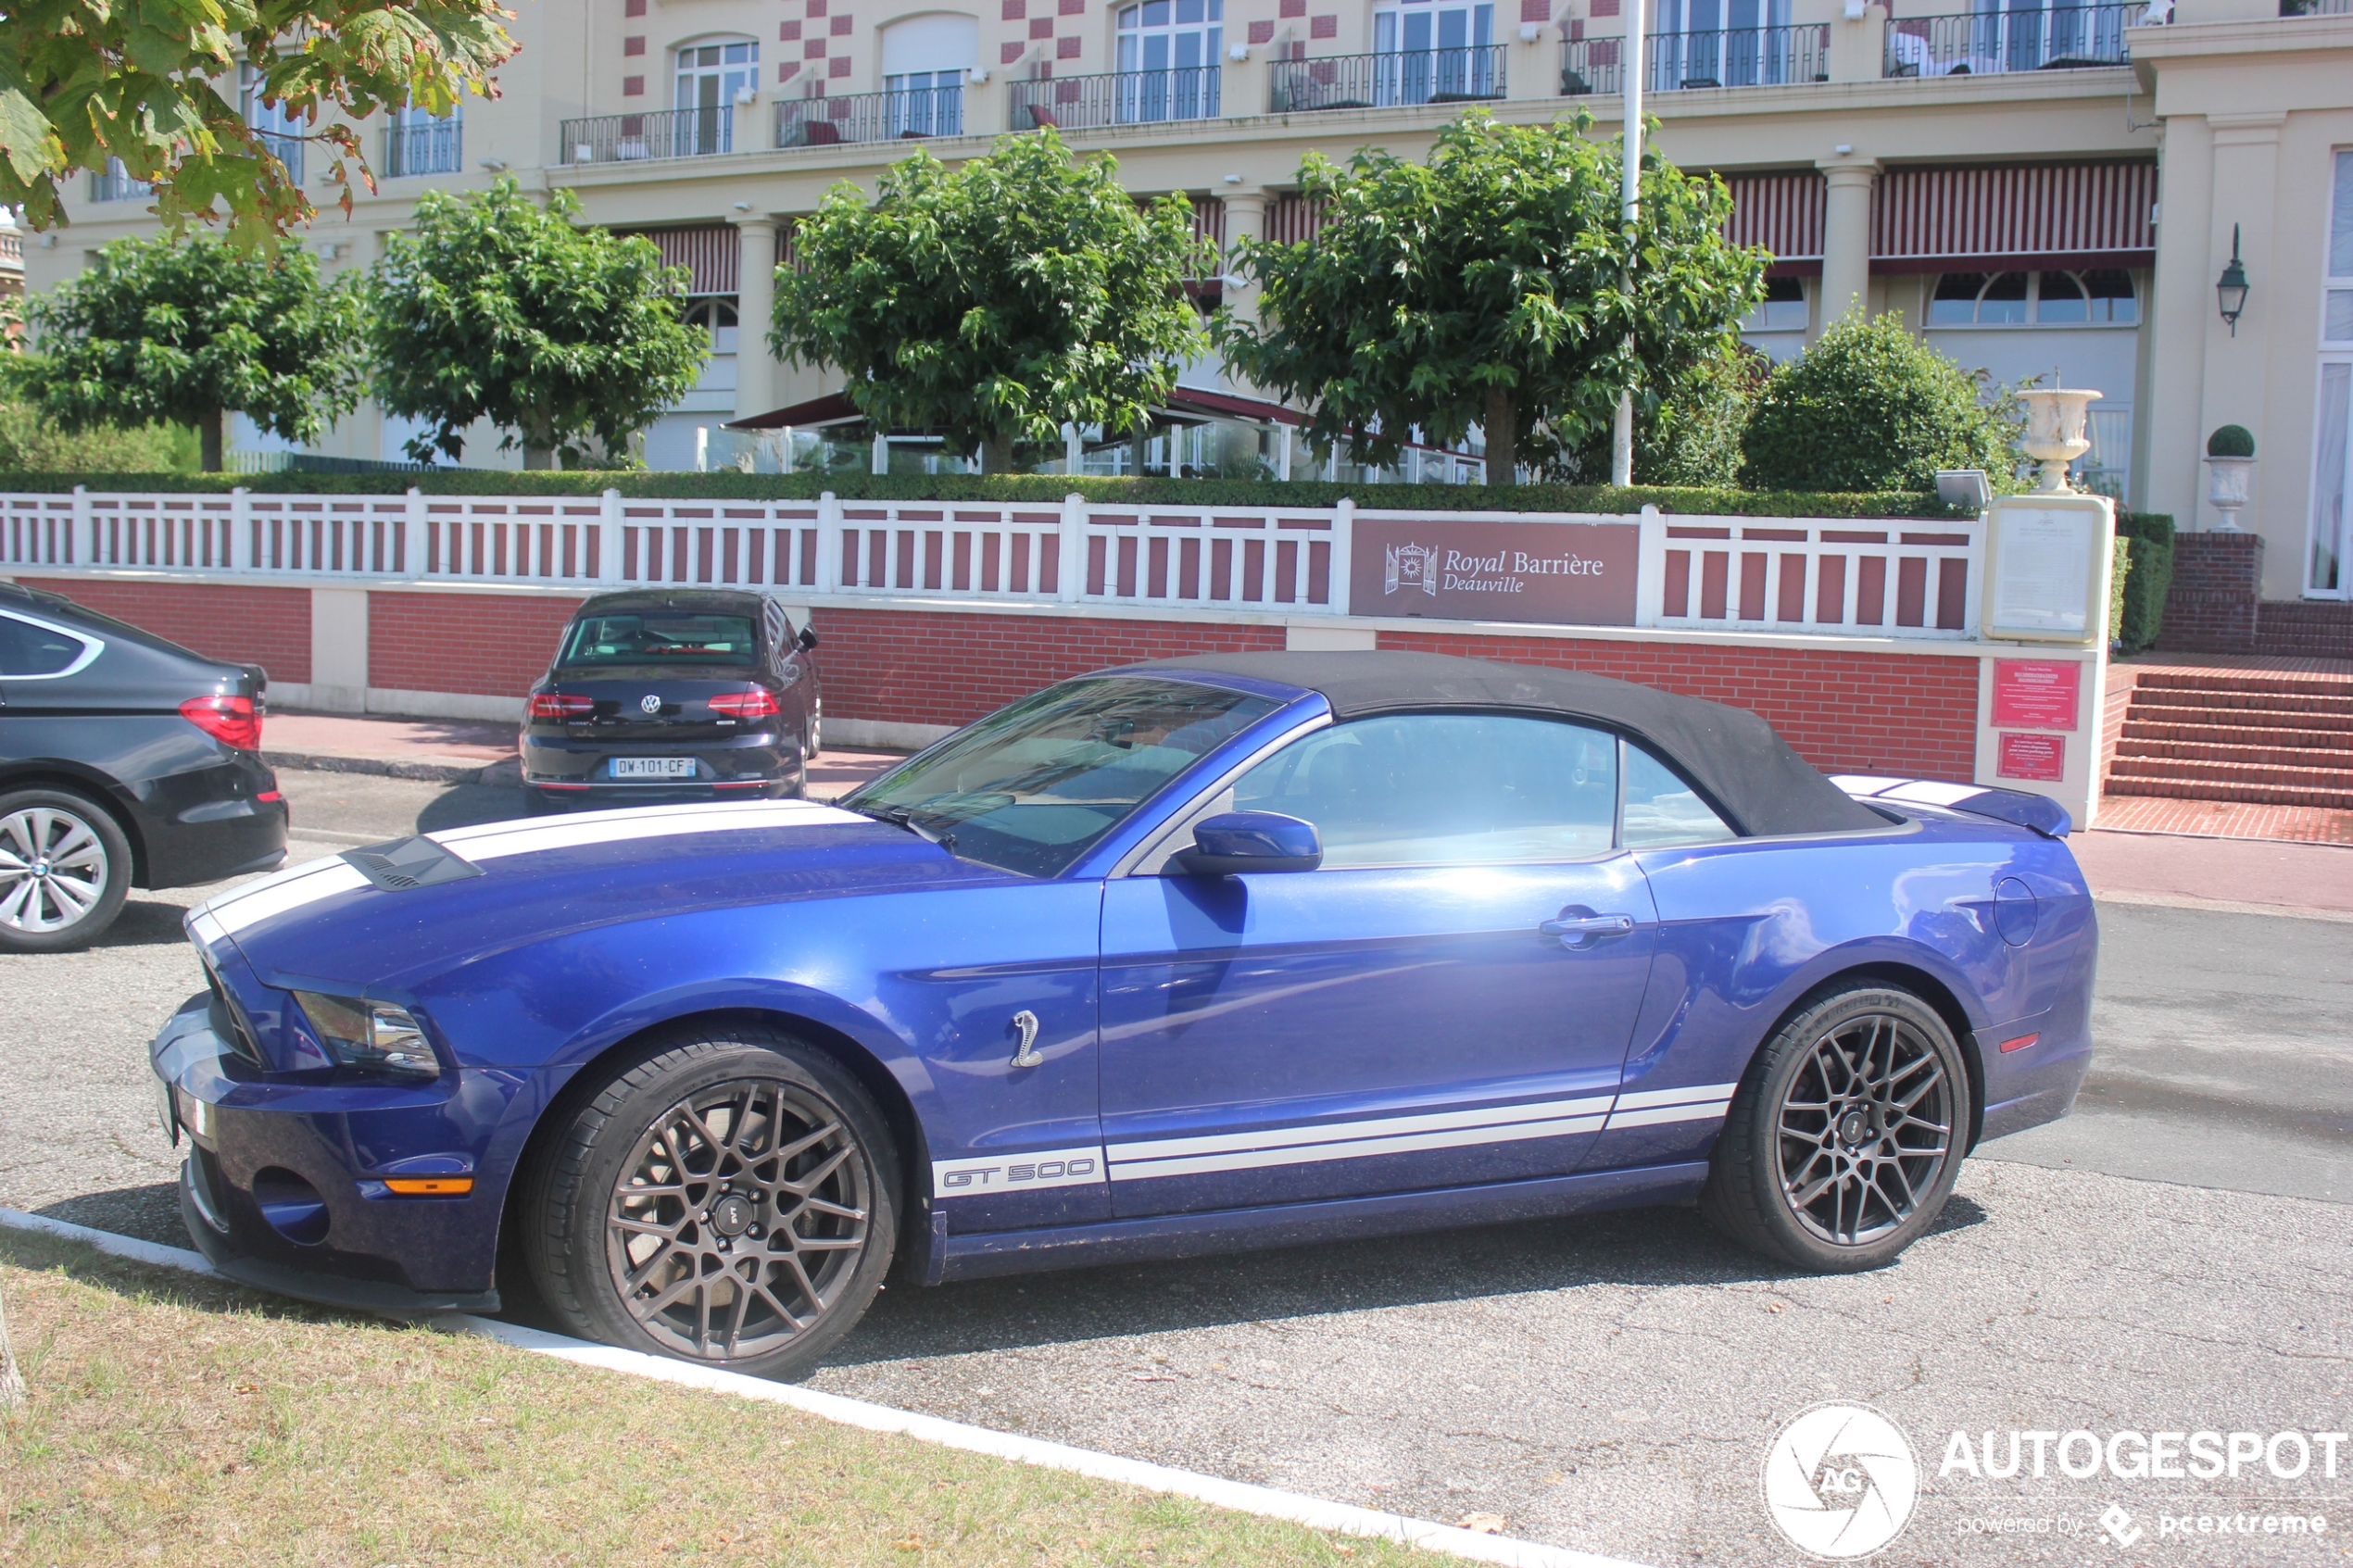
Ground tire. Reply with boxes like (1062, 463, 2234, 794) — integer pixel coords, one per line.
(0, 788, 133, 953)
(518, 1023, 900, 1379)
(1700, 982, 1970, 1273)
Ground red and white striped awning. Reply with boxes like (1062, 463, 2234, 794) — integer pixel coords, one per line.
(1870, 161, 2157, 273)
(1263, 194, 1327, 246)
(1721, 170, 1824, 275)
(617, 225, 739, 295)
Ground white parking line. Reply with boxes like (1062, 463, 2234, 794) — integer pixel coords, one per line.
(0, 1208, 1655, 1568)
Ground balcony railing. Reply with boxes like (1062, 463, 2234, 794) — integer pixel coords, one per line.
(1271, 46, 1507, 111)
(1011, 67, 1221, 131)
(90, 160, 154, 203)
(560, 106, 742, 166)
(253, 129, 305, 183)
(2282, 0, 2353, 14)
(778, 86, 964, 148)
(1883, 6, 2134, 76)
(1561, 26, 1827, 94)
(385, 118, 462, 178)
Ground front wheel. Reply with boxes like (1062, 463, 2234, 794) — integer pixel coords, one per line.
(1701, 983, 1970, 1273)
(519, 1024, 900, 1378)
(0, 788, 132, 953)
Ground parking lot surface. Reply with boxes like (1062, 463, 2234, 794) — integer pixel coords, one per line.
(4, 771, 2347, 1565)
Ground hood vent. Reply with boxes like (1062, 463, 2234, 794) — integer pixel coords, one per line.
(341, 836, 486, 891)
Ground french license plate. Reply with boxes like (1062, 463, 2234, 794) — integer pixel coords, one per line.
(610, 758, 698, 780)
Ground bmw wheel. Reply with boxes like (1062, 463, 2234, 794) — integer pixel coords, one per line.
(0, 789, 133, 954)
(520, 1023, 900, 1378)
(1701, 983, 1969, 1273)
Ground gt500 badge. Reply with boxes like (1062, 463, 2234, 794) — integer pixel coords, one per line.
(931, 1146, 1104, 1198)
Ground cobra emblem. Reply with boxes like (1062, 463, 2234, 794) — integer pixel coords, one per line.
(1009, 1010, 1044, 1069)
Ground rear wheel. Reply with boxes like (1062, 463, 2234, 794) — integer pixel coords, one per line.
(0, 788, 132, 953)
(1701, 983, 1969, 1273)
(520, 1024, 899, 1378)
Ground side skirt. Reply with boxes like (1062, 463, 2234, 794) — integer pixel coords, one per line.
(933, 1160, 1710, 1284)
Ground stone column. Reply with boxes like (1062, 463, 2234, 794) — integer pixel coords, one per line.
(731, 215, 780, 422)
(1816, 158, 1878, 334)
(1219, 187, 1268, 331)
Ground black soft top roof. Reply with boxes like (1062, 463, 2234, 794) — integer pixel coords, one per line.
(1127, 651, 1887, 839)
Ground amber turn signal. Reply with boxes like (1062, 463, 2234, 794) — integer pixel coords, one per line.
(382, 1177, 473, 1196)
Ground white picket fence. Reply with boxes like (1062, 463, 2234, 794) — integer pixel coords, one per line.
(0, 486, 1982, 639)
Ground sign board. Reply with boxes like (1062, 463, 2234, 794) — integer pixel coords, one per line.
(1996, 732, 2067, 783)
(1992, 659, 2082, 731)
(1981, 493, 2113, 646)
(1348, 517, 1641, 626)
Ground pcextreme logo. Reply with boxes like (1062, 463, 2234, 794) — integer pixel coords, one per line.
(1762, 1402, 1921, 1560)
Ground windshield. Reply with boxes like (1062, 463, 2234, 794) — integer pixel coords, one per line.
(560, 611, 759, 668)
(848, 677, 1281, 877)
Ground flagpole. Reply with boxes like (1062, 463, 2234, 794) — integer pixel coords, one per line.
(1610, 0, 1645, 487)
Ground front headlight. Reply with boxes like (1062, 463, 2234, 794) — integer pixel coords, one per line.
(292, 991, 441, 1081)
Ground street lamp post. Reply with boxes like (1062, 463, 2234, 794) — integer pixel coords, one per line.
(1610, 0, 1645, 487)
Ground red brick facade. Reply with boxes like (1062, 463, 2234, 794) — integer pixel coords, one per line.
(804, 608, 1289, 728)
(2156, 533, 2264, 655)
(47, 581, 313, 686)
(369, 591, 585, 698)
(1377, 629, 1981, 779)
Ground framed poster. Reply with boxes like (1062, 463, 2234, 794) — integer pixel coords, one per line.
(1981, 494, 2112, 646)
(1996, 732, 2066, 783)
(1992, 659, 2082, 731)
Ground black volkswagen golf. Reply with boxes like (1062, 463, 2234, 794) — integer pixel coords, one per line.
(521, 588, 823, 809)
(0, 582, 288, 952)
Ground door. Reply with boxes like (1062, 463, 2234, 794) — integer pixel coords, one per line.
(1100, 711, 1660, 1219)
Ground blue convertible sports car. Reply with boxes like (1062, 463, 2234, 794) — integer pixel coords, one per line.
(154, 652, 2095, 1377)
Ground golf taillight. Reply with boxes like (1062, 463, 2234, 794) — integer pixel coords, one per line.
(708, 689, 780, 721)
(529, 692, 594, 720)
(179, 695, 260, 751)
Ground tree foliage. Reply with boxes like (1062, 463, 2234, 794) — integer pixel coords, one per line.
(366, 178, 709, 470)
(1, 0, 514, 246)
(1217, 110, 1766, 485)
(12, 233, 364, 470)
(1740, 309, 2022, 493)
(771, 129, 1210, 473)
(0, 399, 199, 472)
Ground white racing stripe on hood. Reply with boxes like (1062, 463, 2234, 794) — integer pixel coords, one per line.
(195, 857, 373, 937)
(432, 798, 867, 864)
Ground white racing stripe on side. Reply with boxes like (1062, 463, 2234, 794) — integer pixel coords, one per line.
(1105, 1094, 1617, 1166)
(932, 1146, 1104, 1199)
(436, 799, 867, 864)
(1608, 1083, 1738, 1112)
(1601, 1101, 1732, 1132)
(1110, 1114, 1611, 1184)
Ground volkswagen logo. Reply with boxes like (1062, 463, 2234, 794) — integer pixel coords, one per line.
(639, 695, 661, 715)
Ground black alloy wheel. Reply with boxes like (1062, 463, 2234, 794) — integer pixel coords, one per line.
(1701, 983, 1969, 1272)
(521, 1024, 900, 1378)
(0, 788, 133, 953)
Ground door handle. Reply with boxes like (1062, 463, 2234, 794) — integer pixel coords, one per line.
(1539, 912, 1637, 950)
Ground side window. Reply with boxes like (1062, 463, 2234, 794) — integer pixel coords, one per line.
(0, 613, 94, 678)
(1621, 742, 1737, 847)
(762, 600, 786, 659)
(1229, 712, 1617, 868)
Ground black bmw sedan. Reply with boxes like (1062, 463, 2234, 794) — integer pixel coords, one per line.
(520, 588, 822, 809)
(0, 582, 288, 952)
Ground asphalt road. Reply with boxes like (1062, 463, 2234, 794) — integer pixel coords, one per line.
(3, 771, 2347, 1567)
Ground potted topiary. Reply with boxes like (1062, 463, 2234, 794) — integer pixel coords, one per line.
(2204, 424, 2255, 533)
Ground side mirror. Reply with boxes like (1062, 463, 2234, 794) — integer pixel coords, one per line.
(1167, 811, 1323, 877)
(798, 626, 821, 651)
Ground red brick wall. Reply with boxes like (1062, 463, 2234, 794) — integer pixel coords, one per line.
(806, 608, 1287, 728)
(2156, 534, 2264, 655)
(1378, 629, 1981, 779)
(45, 581, 313, 685)
(370, 591, 585, 698)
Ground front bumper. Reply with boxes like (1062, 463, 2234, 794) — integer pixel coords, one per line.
(151, 991, 517, 1311)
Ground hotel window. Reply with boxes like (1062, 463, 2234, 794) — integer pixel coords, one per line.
(1114, 1, 1223, 120)
(1928, 270, 2137, 326)
(1743, 276, 1808, 332)
(242, 65, 307, 182)
(1373, 0, 1496, 104)
(2309, 150, 2352, 596)
(676, 40, 760, 155)
(1649, 0, 1796, 89)
(385, 104, 463, 178)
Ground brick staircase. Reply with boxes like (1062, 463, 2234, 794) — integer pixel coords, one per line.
(2106, 667, 2353, 809)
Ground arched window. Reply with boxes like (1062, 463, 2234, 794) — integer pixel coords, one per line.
(675, 40, 760, 155)
(1929, 270, 2136, 326)
(682, 298, 739, 394)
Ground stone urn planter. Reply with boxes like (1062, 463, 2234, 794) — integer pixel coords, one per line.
(2020, 388, 2102, 494)
(2203, 425, 2256, 533)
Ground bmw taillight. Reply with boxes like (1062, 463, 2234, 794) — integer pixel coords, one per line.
(529, 692, 594, 721)
(708, 689, 781, 721)
(180, 695, 261, 751)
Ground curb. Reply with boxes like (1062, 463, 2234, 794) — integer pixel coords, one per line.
(264, 750, 522, 787)
(0, 1208, 1654, 1568)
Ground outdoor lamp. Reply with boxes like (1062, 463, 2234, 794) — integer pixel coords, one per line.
(2216, 224, 2249, 336)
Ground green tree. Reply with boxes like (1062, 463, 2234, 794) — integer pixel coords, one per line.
(12, 234, 364, 470)
(1739, 309, 2021, 493)
(771, 129, 1209, 474)
(1216, 109, 1765, 486)
(367, 178, 709, 470)
(1554, 340, 1768, 487)
(1, 0, 513, 247)
(0, 399, 199, 472)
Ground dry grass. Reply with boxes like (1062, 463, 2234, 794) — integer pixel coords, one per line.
(0, 1231, 1425, 1568)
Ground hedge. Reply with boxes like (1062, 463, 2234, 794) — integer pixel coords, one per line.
(0, 469, 1968, 520)
(2113, 511, 2175, 654)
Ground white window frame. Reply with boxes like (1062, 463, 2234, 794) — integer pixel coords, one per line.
(1649, 0, 1794, 88)
(1372, 0, 1495, 104)
(673, 38, 761, 155)
(2309, 148, 2353, 598)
